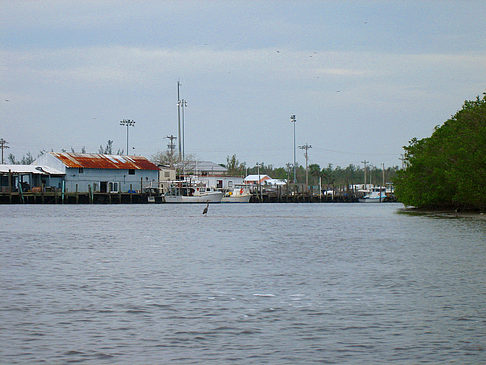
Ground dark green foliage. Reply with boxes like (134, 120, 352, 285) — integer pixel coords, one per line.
(395, 93, 486, 210)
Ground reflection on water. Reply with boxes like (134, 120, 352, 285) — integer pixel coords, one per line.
(1, 203, 485, 363)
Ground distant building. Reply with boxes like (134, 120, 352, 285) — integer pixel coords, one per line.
(158, 164, 176, 192)
(243, 174, 271, 185)
(243, 175, 287, 186)
(33, 152, 159, 193)
(177, 160, 243, 189)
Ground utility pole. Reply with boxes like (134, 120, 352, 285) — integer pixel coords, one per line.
(0, 138, 9, 164)
(166, 135, 177, 167)
(120, 119, 135, 155)
(382, 162, 385, 187)
(399, 154, 406, 169)
(256, 162, 263, 202)
(361, 160, 369, 190)
(290, 115, 296, 183)
(299, 143, 312, 192)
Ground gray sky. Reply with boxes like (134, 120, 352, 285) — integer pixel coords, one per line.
(1, 0, 485, 169)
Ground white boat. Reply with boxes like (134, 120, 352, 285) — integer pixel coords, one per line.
(164, 182, 223, 203)
(359, 187, 387, 203)
(221, 186, 252, 203)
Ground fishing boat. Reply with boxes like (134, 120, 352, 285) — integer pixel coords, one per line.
(163, 182, 223, 203)
(359, 187, 387, 203)
(221, 185, 251, 203)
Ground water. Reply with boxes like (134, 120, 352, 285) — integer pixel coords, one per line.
(1, 203, 485, 364)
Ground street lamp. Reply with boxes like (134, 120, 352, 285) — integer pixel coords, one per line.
(120, 119, 135, 155)
(290, 115, 296, 183)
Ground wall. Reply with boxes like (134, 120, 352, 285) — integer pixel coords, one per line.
(64, 168, 158, 193)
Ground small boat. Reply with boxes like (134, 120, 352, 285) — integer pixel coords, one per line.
(221, 186, 251, 203)
(163, 182, 223, 203)
(359, 187, 387, 203)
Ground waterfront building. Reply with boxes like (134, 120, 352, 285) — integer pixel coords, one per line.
(32, 152, 159, 193)
(243, 174, 271, 185)
(0, 164, 64, 192)
(177, 160, 244, 189)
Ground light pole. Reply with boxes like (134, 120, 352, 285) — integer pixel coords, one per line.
(120, 119, 135, 155)
(181, 99, 187, 161)
(290, 115, 296, 183)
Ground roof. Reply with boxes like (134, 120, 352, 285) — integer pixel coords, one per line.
(244, 174, 271, 182)
(50, 152, 159, 171)
(0, 165, 65, 175)
(177, 160, 227, 173)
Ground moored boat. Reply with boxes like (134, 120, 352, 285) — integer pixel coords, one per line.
(163, 182, 223, 203)
(359, 187, 387, 203)
(221, 186, 251, 203)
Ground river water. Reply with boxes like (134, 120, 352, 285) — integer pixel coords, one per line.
(1, 203, 485, 364)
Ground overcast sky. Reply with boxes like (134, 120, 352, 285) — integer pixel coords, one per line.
(1, 0, 485, 169)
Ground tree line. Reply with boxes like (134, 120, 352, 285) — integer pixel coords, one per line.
(395, 93, 486, 210)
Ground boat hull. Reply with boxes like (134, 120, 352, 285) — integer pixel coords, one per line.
(164, 191, 223, 203)
(221, 194, 251, 203)
(359, 197, 383, 203)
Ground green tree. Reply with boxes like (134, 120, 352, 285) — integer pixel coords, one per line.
(395, 93, 486, 210)
(225, 154, 246, 176)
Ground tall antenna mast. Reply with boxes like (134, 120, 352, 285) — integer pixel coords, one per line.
(177, 81, 182, 161)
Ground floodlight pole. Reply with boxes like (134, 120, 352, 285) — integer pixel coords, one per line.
(181, 99, 187, 161)
(290, 115, 296, 183)
(120, 119, 135, 155)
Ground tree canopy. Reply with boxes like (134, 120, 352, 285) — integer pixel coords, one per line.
(395, 93, 486, 210)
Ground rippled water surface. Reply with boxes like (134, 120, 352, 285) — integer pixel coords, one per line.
(1, 203, 485, 364)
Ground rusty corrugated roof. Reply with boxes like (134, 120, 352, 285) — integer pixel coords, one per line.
(50, 153, 159, 170)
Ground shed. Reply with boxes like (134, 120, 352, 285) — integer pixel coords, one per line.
(0, 164, 65, 192)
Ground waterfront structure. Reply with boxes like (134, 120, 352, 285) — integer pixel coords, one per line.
(0, 164, 64, 192)
(33, 152, 159, 193)
(243, 174, 271, 185)
(176, 160, 243, 189)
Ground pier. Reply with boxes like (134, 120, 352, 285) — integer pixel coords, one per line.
(0, 191, 161, 204)
(0, 186, 396, 204)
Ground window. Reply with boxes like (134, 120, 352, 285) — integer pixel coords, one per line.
(164, 171, 170, 178)
(128, 169, 135, 175)
(78, 168, 84, 173)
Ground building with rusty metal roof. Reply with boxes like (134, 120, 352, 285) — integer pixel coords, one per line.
(33, 152, 159, 193)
